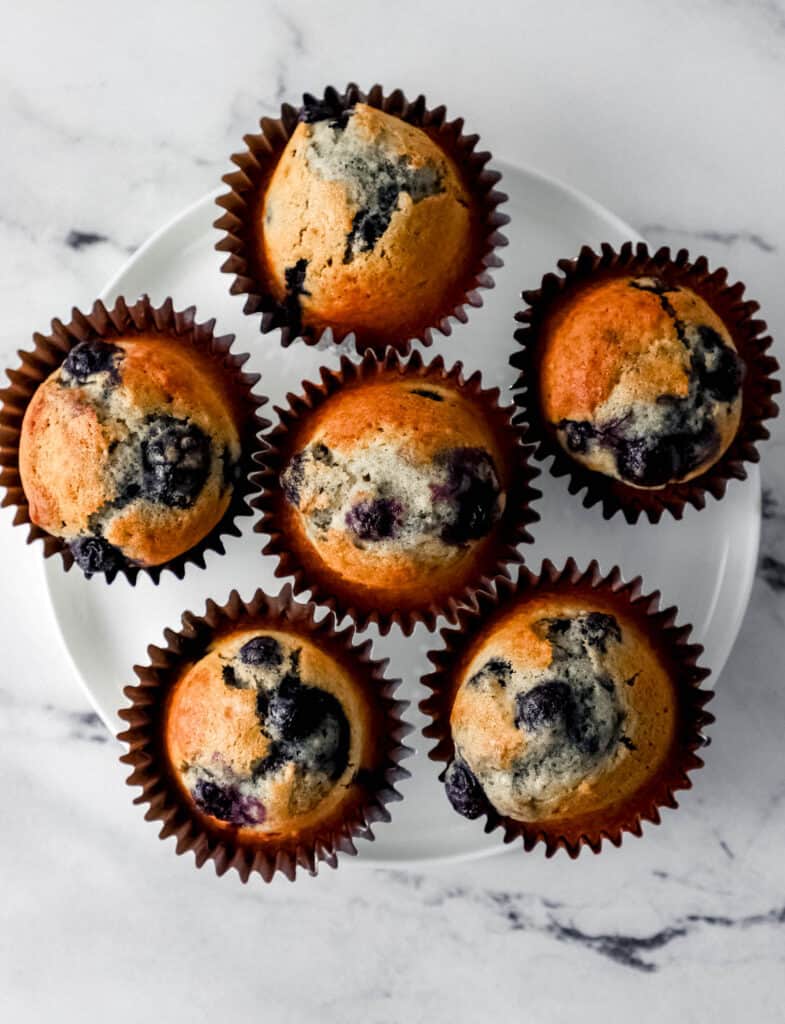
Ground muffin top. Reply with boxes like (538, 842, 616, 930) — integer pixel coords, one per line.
(444, 594, 676, 824)
(279, 378, 507, 600)
(539, 276, 745, 488)
(260, 101, 473, 339)
(164, 627, 369, 837)
(19, 336, 241, 574)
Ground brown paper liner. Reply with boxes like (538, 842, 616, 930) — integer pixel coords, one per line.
(117, 585, 411, 881)
(214, 82, 509, 356)
(421, 559, 714, 857)
(0, 295, 268, 583)
(252, 348, 541, 636)
(511, 243, 781, 524)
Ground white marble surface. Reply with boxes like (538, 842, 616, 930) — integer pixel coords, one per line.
(1, 1, 784, 1020)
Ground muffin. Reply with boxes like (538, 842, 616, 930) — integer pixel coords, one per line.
(216, 83, 509, 353)
(257, 352, 539, 633)
(260, 99, 472, 341)
(167, 629, 372, 837)
(120, 587, 410, 881)
(422, 562, 713, 855)
(512, 244, 780, 523)
(541, 275, 744, 488)
(17, 323, 242, 578)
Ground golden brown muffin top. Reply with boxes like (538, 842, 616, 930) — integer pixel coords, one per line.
(539, 276, 745, 488)
(279, 378, 507, 596)
(18, 335, 241, 572)
(445, 594, 676, 824)
(259, 103, 473, 339)
(165, 628, 371, 838)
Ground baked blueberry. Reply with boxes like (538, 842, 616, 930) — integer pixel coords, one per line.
(444, 759, 489, 819)
(191, 778, 265, 826)
(61, 339, 122, 385)
(298, 93, 354, 130)
(192, 778, 234, 821)
(438, 447, 501, 545)
(346, 497, 403, 541)
(238, 634, 284, 669)
(282, 452, 305, 505)
(515, 681, 575, 732)
(469, 657, 512, 687)
(580, 612, 622, 652)
(69, 535, 125, 576)
(141, 416, 211, 508)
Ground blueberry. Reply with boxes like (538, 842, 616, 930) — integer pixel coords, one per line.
(191, 779, 234, 821)
(438, 447, 501, 545)
(515, 681, 575, 731)
(258, 677, 350, 781)
(266, 687, 300, 737)
(444, 759, 489, 819)
(615, 435, 683, 487)
(695, 326, 745, 403)
(238, 634, 283, 669)
(222, 664, 240, 689)
(469, 657, 512, 687)
(61, 339, 122, 385)
(543, 617, 572, 640)
(560, 419, 596, 454)
(191, 779, 265, 825)
(346, 497, 403, 541)
(70, 535, 125, 577)
(410, 389, 444, 402)
(141, 416, 211, 508)
(311, 442, 331, 462)
(580, 612, 622, 651)
(298, 94, 354, 130)
(282, 452, 305, 506)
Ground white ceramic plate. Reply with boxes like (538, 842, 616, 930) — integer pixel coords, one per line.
(44, 162, 760, 866)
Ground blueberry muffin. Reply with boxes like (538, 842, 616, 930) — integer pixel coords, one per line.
(18, 335, 241, 576)
(276, 375, 515, 621)
(260, 99, 473, 340)
(165, 627, 377, 838)
(442, 595, 678, 825)
(540, 276, 746, 488)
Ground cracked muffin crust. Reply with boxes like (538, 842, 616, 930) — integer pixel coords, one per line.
(540, 275, 745, 488)
(276, 374, 512, 617)
(442, 594, 677, 824)
(260, 100, 473, 340)
(18, 335, 242, 575)
(164, 627, 376, 838)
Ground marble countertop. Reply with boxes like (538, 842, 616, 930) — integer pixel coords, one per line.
(1, 1, 784, 1020)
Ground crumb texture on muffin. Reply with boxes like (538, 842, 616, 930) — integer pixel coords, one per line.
(279, 379, 506, 594)
(445, 595, 676, 823)
(165, 628, 369, 836)
(260, 101, 473, 337)
(18, 336, 242, 573)
(540, 276, 745, 488)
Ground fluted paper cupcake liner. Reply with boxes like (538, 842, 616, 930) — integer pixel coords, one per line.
(0, 295, 268, 583)
(252, 348, 541, 635)
(421, 558, 714, 857)
(510, 243, 780, 523)
(118, 585, 411, 882)
(215, 82, 509, 355)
